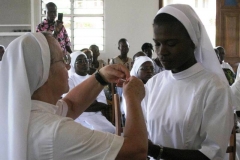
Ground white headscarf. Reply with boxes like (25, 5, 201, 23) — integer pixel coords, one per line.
(68, 51, 87, 76)
(0, 32, 50, 160)
(156, 4, 228, 84)
(130, 56, 154, 77)
(0, 44, 6, 50)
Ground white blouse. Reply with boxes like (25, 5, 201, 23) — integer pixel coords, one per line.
(28, 100, 123, 160)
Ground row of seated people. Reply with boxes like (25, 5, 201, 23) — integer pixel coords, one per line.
(64, 48, 158, 133)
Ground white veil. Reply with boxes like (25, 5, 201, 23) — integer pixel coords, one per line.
(130, 56, 154, 77)
(156, 4, 228, 84)
(0, 32, 50, 159)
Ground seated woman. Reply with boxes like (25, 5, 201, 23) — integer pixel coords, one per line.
(66, 51, 115, 133)
(121, 56, 154, 117)
(81, 48, 97, 75)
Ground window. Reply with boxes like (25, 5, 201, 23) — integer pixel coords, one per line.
(163, 0, 216, 46)
(41, 0, 104, 51)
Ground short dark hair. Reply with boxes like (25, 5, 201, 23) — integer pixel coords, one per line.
(133, 51, 146, 61)
(46, 2, 57, 10)
(80, 48, 89, 52)
(216, 46, 225, 55)
(118, 38, 128, 46)
(89, 44, 99, 49)
(141, 43, 153, 52)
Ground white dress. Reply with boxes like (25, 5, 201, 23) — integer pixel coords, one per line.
(68, 73, 115, 133)
(28, 100, 123, 160)
(143, 63, 233, 160)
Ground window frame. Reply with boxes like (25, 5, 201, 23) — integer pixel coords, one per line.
(158, 0, 216, 46)
(40, 0, 104, 51)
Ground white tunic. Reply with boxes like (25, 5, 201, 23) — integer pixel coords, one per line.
(28, 100, 123, 160)
(143, 63, 233, 159)
(68, 73, 115, 133)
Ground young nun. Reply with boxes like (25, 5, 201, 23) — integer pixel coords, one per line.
(121, 56, 154, 117)
(66, 51, 115, 133)
(144, 4, 233, 160)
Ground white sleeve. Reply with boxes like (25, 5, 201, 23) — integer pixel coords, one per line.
(56, 100, 69, 117)
(54, 118, 124, 160)
(142, 83, 150, 124)
(231, 80, 240, 110)
(199, 83, 234, 159)
(96, 90, 107, 104)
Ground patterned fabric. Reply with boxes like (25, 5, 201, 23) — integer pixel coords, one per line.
(36, 19, 71, 54)
(223, 68, 235, 85)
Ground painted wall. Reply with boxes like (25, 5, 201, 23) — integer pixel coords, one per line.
(0, 0, 31, 48)
(0, 0, 31, 24)
(103, 0, 159, 61)
(0, 0, 159, 62)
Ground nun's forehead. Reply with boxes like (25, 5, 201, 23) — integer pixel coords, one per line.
(76, 54, 87, 59)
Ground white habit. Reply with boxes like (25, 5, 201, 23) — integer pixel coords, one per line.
(69, 73, 115, 133)
(143, 63, 233, 159)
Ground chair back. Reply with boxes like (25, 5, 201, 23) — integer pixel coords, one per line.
(114, 93, 122, 135)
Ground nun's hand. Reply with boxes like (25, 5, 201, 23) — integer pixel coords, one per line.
(98, 64, 130, 86)
(123, 76, 145, 102)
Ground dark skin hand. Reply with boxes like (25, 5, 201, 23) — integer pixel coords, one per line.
(84, 100, 109, 112)
(148, 139, 210, 160)
(53, 20, 72, 54)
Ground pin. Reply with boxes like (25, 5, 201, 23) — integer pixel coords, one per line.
(120, 78, 126, 82)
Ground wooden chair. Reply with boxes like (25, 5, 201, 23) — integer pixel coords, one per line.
(114, 93, 122, 135)
(110, 81, 124, 135)
(226, 114, 237, 160)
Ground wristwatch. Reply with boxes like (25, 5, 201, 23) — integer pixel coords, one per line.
(95, 70, 108, 86)
(156, 145, 164, 160)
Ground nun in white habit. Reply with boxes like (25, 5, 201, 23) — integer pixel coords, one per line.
(0, 32, 150, 160)
(144, 4, 233, 160)
(65, 51, 115, 133)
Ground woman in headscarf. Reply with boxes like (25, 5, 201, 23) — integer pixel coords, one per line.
(144, 4, 233, 160)
(130, 56, 155, 84)
(121, 56, 154, 118)
(65, 51, 115, 133)
(0, 32, 148, 160)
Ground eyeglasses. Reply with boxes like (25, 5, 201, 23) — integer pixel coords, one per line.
(52, 54, 71, 65)
(75, 58, 89, 64)
(139, 66, 154, 72)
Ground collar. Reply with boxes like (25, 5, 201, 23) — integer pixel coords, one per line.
(31, 100, 59, 114)
(171, 63, 203, 80)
